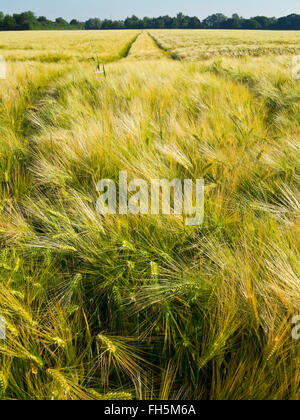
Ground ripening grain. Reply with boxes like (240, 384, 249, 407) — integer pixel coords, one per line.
(150, 29, 300, 59)
(0, 30, 140, 62)
(0, 30, 299, 401)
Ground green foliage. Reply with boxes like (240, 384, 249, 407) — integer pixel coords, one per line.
(0, 10, 299, 31)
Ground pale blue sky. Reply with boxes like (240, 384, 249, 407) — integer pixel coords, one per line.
(0, 0, 299, 21)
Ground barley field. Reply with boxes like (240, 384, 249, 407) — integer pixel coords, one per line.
(0, 30, 299, 400)
(151, 29, 300, 59)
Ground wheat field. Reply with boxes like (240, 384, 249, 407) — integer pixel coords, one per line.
(0, 30, 299, 400)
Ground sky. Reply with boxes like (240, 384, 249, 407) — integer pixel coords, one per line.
(0, 0, 299, 21)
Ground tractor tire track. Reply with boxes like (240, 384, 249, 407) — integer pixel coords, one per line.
(127, 31, 169, 60)
(147, 32, 181, 61)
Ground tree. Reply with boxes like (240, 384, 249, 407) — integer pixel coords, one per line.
(251, 16, 272, 29)
(85, 18, 102, 30)
(124, 15, 142, 29)
(242, 18, 262, 29)
(181, 16, 191, 29)
(142, 17, 153, 29)
(0, 10, 299, 32)
(189, 17, 202, 29)
(221, 15, 243, 29)
(38, 16, 48, 23)
(14, 11, 37, 30)
(3, 15, 17, 30)
(55, 17, 68, 26)
(155, 17, 165, 29)
(203, 13, 227, 28)
(274, 14, 300, 30)
(157, 15, 172, 29)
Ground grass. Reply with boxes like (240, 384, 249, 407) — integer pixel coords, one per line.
(150, 29, 300, 59)
(128, 32, 168, 60)
(0, 30, 140, 63)
(0, 30, 299, 400)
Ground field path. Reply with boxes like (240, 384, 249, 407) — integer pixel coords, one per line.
(127, 31, 169, 60)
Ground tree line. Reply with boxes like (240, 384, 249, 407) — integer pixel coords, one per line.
(0, 11, 300, 31)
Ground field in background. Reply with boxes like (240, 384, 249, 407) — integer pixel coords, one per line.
(0, 30, 140, 62)
(0, 30, 299, 400)
(150, 29, 300, 59)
